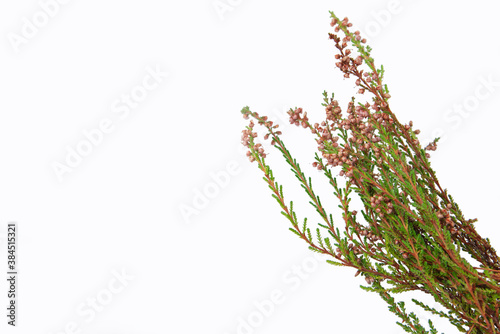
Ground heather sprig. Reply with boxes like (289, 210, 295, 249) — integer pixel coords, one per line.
(240, 11, 500, 333)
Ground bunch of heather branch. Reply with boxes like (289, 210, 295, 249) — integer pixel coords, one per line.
(240, 11, 500, 334)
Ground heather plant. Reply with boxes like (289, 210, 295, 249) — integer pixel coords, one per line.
(240, 11, 500, 334)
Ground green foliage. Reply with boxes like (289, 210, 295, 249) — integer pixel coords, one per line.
(240, 10, 500, 334)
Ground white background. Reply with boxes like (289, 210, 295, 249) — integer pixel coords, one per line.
(1, 0, 499, 333)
